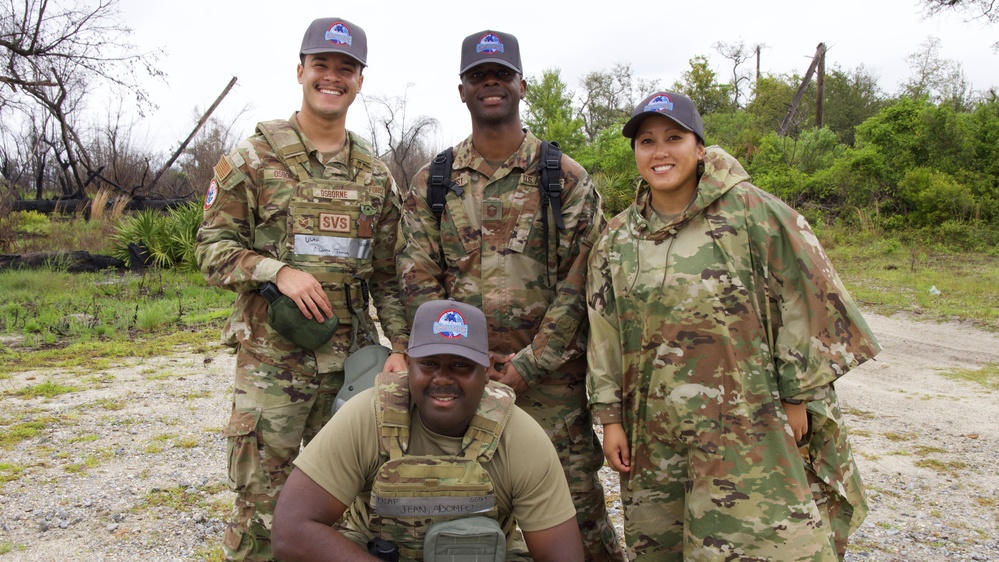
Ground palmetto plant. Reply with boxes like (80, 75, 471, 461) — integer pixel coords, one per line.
(111, 202, 204, 270)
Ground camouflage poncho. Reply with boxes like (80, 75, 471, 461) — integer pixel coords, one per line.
(586, 145, 880, 560)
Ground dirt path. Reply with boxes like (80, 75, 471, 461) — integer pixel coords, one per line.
(0, 312, 997, 561)
(835, 314, 999, 561)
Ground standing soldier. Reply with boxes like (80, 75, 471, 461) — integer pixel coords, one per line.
(397, 29, 625, 561)
(196, 17, 408, 562)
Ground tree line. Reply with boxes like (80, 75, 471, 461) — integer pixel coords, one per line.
(2, 0, 997, 251)
(520, 35, 998, 250)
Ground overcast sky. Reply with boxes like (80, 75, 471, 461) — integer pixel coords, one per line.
(115, 0, 997, 154)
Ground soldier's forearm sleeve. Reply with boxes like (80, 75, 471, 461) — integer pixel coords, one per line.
(370, 179, 410, 351)
(513, 178, 607, 386)
(586, 238, 624, 425)
(396, 178, 449, 346)
(196, 173, 282, 293)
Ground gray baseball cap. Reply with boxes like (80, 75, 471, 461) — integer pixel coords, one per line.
(407, 300, 490, 367)
(300, 17, 367, 67)
(622, 91, 705, 145)
(459, 30, 522, 75)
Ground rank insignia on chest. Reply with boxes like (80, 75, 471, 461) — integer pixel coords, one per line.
(297, 217, 312, 230)
(484, 201, 502, 221)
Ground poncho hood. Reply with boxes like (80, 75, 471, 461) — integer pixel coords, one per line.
(627, 145, 750, 239)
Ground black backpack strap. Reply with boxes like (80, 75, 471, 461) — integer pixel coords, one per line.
(428, 147, 462, 226)
(537, 140, 565, 286)
(538, 141, 565, 231)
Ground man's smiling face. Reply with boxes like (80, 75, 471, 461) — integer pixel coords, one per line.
(408, 353, 487, 437)
(297, 52, 363, 123)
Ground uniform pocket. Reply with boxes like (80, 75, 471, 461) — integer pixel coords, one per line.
(223, 409, 270, 495)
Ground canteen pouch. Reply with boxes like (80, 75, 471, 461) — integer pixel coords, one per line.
(336, 344, 391, 412)
(423, 517, 505, 562)
(260, 282, 339, 351)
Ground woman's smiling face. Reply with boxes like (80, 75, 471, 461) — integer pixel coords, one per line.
(633, 114, 705, 213)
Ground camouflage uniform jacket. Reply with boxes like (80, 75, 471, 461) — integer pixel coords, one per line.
(586, 145, 880, 531)
(196, 114, 408, 373)
(398, 132, 606, 385)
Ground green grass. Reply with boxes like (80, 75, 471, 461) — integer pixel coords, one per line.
(941, 363, 999, 391)
(133, 483, 229, 514)
(826, 233, 999, 331)
(0, 417, 59, 448)
(174, 435, 200, 449)
(0, 462, 26, 484)
(0, 329, 221, 375)
(13, 380, 79, 399)
(64, 454, 101, 474)
(915, 458, 968, 473)
(0, 541, 26, 555)
(0, 268, 233, 368)
(93, 397, 127, 410)
(192, 545, 225, 562)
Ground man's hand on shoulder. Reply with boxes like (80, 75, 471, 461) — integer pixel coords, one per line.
(275, 267, 334, 323)
(383, 352, 407, 373)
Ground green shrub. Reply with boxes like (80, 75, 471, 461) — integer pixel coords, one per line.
(7, 211, 51, 235)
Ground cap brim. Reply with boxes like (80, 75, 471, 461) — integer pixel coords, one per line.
(300, 47, 366, 67)
(622, 112, 695, 139)
(459, 59, 521, 76)
(407, 344, 491, 367)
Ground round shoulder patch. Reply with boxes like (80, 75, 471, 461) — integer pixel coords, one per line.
(204, 179, 219, 210)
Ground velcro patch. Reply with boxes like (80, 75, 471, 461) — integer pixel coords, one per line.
(484, 201, 502, 220)
(213, 156, 233, 181)
(319, 213, 352, 233)
(204, 179, 219, 210)
(318, 188, 359, 200)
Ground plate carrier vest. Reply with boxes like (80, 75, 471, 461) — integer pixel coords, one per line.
(256, 120, 382, 333)
(369, 371, 517, 560)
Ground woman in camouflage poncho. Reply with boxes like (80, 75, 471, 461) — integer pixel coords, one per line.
(585, 92, 880, 562)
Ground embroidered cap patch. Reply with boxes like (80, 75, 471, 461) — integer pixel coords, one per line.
(476, 33, 504, 54)
(644, 94, 675, 113)
(325, 22, 353, 45)
(433, 310, 469, 338)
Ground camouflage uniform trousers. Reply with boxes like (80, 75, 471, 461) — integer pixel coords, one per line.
(517, 381, 626, 562)
(222, 347, 343, 562)
(618, 438, 840, 562)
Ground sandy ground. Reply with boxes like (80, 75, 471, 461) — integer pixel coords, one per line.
(0, 311, 997, 561)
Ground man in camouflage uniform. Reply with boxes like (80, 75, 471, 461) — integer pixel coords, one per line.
(396, 30, 625, 562)
(586, 91, 879, 561)
(195, 17, 408, 562)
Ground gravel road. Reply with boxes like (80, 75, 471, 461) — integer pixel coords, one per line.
(1, 311, 997, 561)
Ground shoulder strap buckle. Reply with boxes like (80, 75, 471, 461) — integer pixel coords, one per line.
(428, 147, 460, 225)
(538, 141, 565, 231)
